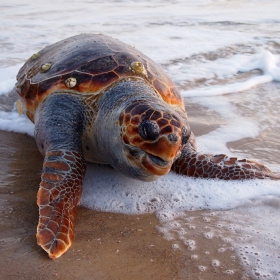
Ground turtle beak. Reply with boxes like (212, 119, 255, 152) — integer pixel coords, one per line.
(124, 126, 184, 177)
(125, 144, 172, 177)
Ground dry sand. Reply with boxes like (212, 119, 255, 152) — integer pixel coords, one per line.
(0, 103, 255, 280)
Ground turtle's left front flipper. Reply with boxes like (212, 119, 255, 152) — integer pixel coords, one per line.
(172, 143, 280, 180)
(34, 94, 86, 258)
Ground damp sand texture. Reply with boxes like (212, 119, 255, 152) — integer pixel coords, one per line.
(1, 0, 280, 279)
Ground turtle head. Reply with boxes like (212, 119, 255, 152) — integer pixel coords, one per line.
(117, 100, 190, 180)
(94, 79, 190, 181)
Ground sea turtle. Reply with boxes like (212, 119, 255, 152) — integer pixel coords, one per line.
(15, 34, 279, 259)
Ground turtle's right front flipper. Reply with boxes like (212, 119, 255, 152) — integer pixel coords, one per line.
(34, 94, 86, 259)
(173, 142, 280, 180)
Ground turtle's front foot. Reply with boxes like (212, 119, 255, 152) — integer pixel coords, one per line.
(36, 150, 86, 259)
(37, 206, 74, 259)
(173, 146, 280, 180)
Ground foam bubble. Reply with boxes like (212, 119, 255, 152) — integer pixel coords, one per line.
(211, 259, 221, 267)
(191, 254, 198, 260)
(183, 239, 196, 251)
(224, 270, 235, 275)
(198, 265, 207, 272)
(203, 232, 214, 239)
(172, 243, 180, 250)
(218, 247, 227, 254)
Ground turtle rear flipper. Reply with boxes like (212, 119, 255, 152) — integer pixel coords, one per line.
(35, 94, 86, 258)
(173, 143, 280, 180)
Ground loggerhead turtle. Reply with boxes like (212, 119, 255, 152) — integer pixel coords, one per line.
(15, 34, 279, 259)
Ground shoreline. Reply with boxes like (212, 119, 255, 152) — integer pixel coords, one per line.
(0, 130, 250, 279)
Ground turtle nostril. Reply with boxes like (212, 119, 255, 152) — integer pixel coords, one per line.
(181, 127, 190, 145)
(167, 133, 178, 143)
(138, 120, 160, 141)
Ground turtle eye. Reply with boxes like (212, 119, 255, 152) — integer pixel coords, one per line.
(181, 127, 190, 145)
(138, 120, 160, 141)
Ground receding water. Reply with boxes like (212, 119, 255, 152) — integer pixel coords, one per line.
(1, 0, 280, 278)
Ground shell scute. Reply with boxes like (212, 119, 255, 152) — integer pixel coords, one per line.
(89, 71, 119, 92)
(113, 52, 140, 67)
(153, 79, 170, 99)
(38, 76, 61, 96)
(21, 79, 39, 102)
(78, 55, 118, 75)
(114, 65, 129, 75)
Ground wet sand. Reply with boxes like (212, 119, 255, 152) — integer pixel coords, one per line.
(0, 119, 254, 279)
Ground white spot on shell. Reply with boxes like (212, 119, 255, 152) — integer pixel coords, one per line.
(31, 53, 40, 60)
(130, 61, 148, 77)
(41, 62, 51, 72)
(65, 77, 77, 88)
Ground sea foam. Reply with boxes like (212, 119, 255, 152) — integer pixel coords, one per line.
(156, 197, 280, 280)
(1, 1, 280, 277)
(0, 65, 21, 96)
(81, 164, 280, 214)
(0, 111, 34, 136)
(182, 51, 280, 98)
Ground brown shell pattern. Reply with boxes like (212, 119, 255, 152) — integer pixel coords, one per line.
(16, 34, 184, 121)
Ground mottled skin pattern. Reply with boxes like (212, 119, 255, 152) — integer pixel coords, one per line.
(119, 99, 189, 176)
(172, 140, 278, 180)
(15, 34, 279, 259)
(37, 150, 86, 258)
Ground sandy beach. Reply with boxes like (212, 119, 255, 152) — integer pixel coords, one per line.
(0, 116, 254, 279)
(1, 1, 280, 278)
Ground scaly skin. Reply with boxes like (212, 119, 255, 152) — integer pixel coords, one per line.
(34, 94, 86, 259)
(37, 150, 86, 258)
(172, 143, 280, 180)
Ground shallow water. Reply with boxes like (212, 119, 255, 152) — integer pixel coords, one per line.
(1, 0, 280, 278)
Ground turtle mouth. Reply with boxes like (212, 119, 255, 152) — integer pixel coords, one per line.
(125, 145, 172, 176)
(146, 153, 171, 168)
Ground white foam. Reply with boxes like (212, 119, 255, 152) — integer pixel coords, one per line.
(182, 51, 280, 98)
(0, 65, 21, 96)
(1, 1, 279, 66)
(196, 118, 260, 155)
(182, 75, 273, 97)
(81, 164, 280, 214)
(222, 200, 280, 279)
(0, 111, 34, 136)
(167, 53, 252, 85)
(155, 198, 280, 279)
